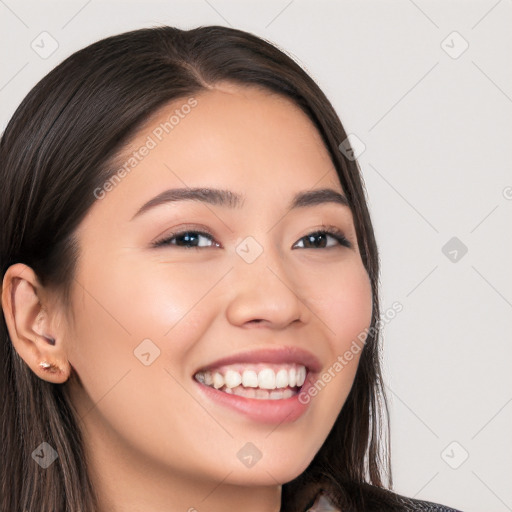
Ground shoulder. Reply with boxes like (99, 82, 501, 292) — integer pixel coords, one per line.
(357, 483, 464, 512)
(308, 485, 463, 512)
(386, 489, 463, 512)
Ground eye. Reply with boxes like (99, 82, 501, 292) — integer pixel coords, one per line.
(151, 226, 351, 250)
(293, 227, 351, 249)
(152, 230, 219, 249)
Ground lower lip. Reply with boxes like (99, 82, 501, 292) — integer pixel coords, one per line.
(194, 372, 317, 424)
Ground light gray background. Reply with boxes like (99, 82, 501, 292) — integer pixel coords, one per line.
(1, 1, 511, 511)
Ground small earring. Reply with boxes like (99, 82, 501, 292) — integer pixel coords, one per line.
(39, 361, 59, 373)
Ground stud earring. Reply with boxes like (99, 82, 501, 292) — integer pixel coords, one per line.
(39, 361, 59, 373)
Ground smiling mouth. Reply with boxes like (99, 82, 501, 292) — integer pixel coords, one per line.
(194, 362, 307, 400)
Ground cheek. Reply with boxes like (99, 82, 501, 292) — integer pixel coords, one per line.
(74, 255, 221, 337)
(65, 257, 223, 393)
(328, 262, 372, 389)
(302, 258, 373, 410)
(305, 257, 373, 350)
(331, 269, 373, 351)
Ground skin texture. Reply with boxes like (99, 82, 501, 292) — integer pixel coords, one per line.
(2, 82, 373, 512)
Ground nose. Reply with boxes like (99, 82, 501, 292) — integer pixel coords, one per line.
(225, 241, 308, 329)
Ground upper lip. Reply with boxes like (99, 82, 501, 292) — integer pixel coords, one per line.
(194, 346, 322, 375)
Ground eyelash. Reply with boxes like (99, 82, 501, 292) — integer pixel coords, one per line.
(151, 225, 352, 250)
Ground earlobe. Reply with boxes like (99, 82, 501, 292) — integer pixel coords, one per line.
(1, 263, 70, 384)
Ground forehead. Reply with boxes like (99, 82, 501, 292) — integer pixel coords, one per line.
(110, 82, 341, 193)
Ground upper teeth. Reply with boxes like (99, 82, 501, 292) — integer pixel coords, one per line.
(194, 364, 307, 390)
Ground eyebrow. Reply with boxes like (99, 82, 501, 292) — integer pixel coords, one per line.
(131, 186, 350, 220)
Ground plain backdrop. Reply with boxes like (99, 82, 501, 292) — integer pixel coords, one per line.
(1, 1, 511, 511)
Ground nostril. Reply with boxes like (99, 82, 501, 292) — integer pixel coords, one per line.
(245, 319, 266, 326)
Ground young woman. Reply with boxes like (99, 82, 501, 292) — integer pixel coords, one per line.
(0, 25, 462, 512)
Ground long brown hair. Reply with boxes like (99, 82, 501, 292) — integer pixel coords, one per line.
(1, 25, 398, 511)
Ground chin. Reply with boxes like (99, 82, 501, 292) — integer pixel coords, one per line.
(230, 454, 315, 486)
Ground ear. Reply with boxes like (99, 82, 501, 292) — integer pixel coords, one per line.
(1, 263, 71, 383)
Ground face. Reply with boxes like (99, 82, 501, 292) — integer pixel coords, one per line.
(62, 83, 373, 493)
